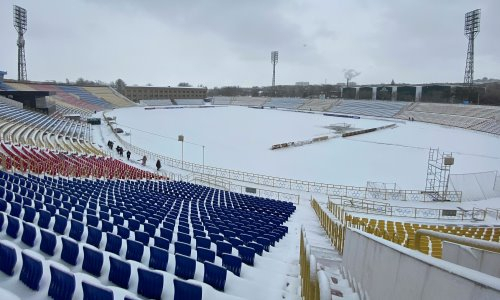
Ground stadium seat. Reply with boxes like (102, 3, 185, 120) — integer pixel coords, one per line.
(160, 228, 173, 241)
(82, 246, 103, 276)
(134, 230, 150, 246)
(23, 206, 36, 223)
(61, 237, 79, 266)
(229, 237, 244, 248)
(108, 256, 131, 289)
(238, 245, 256, 265)
(247, 241, 264, 256)
(105, 233, 122, 255)
(127, 218, 140, 231)
(193, 229, 205, 238)
(196, 236, 211, 249)
(117, 225, 130, 239)
(86, 214, 99, 227)
(40, 229, 57, 256)
(175, 241, 192, 256)
(222, 253, 242, 276)
(101, 220, 114, 233)
(0, 242, 17, 275)
(37, 210, 51, 229)
(10, 202, 21, 217)
(53, 215, 68, 235)
(216, 240, 232, 257)
(154, 236, 170, 251)
(203, 261, 227, 291)
(21, 222, 37, 247)
(126, 239, 144, 262)
(0, 213, 3, 231)
(143, 223, 156, 236)
(0, 199, 7, 212)
(69, 219, 85, 241)
(173, 278, 202, 300)
(137, 268, 164, 300)
(86, 226, 102, 248)
(149, 246, 168, 271)
(240, 233, 253, 244)
(71, 211, 84, 222)
(177, 224, 190, 234)
(48, 265, 76, 300)
(82, 281, 114, 300)
(7, 215, 20, 238)
(174, 254, 196, 280)
(20, 252, 43, 290)
(196, 247, 215, 263)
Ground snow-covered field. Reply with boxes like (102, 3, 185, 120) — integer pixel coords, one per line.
(106, 106, 500, 190)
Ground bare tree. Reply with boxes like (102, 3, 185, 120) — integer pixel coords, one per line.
(343, 69, 361, 87)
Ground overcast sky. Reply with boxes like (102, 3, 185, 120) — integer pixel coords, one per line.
(1, 0, 499, 88)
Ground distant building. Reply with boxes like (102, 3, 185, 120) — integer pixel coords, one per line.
(295, 81, 309, 86)
(124, 86, 207, 102)
(0, 71, 6, 82)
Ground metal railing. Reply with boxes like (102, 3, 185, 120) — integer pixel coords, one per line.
(311, 198, 345, 255)
(415, 229, 500, 255)
(103, 112, 462, 201)
(300, 227, 331, 300)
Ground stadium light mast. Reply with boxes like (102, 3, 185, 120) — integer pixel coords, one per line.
(271, 51, 279, 93)
(463, 9, 480, 87)
(13, 5, 28, 81)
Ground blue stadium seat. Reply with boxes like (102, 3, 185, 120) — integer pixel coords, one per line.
(173, 279, 202, 300)
(45, 203, 57, 216)
(58, 207, 70, 218)
(105, 233, 122, 255)
(143, 223, 156, 237)
(21, 222, 37, 247)
(53, 215, 68, 235)
(23, 206, 36, 223)
(37, 210, 51, 229)
(174, 241, 192, 257)
(101, 220, 113, 233)
(229, 237, 244, 248)
(216, 241, 232, 257)
(82, 246, 103, 276)
(7, 215, 20, 238)
(247, 241, 264, 256)
(238, 245, 255, 265)
(40, 229, 57, 256)
(112, 215, 124, 226)
(48, 265, 76, 300)
(134, 230, 150, 245)
(204, 261, 227, 291)
(137, 268, 164, 300)
(154, 236, 170, 251)
(10, 202, 21, 217)
(0, 199, 7, 212)
(117, 225, 130, 239)
(0, 243, 17, 275)
(127, 218, 140, 231)
(177, 232, 191, 244)
(69, 219, 85, 241)
(174, 254, 196, 280)
(196, 236, 211, 249)
(126, 239, 144, 262)
(20, 252, 43, 290)
(177, 225, 190, 234)
(149, 246, 168, 271)
(193, 229, 205, 238)
(209, 233, 224, 243)
(160, 228, 173, 241)
(61, 237, 79, 266)
(222, 253, 242, 276)
(240, 233, 253, 244)
(82, 281, 114, 300)
(86, 226, 102, 248)
(108, 256, 131, 289)
(71, 211, 84, 222)
(196, 247, 215, 263)
(0, 212, 3, 231)
(86, 214, 99, 227)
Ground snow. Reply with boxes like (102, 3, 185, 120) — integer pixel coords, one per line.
(104, 106, 500, 190)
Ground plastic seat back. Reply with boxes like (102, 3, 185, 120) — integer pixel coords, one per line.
(20, 252, 43, 290)
(127, 218, 140, 231)
(203, 261, 227, 291)
(196, 236, 211, 249)
(149, 246, 168, 271)
(126, 239, 144, 262)
(117, 225, 130, 239)
(247, 241, 264, 256)
(238, 245, 255, 266)
(222, 253, 242, 276)
(216, 241, 232, 257)
(10, 202, 22, 217)
(48, 265, 76, 300)
(174, 254, 196, 280)
(105, 232, 122, 255)
(108, 256, 131, 289)
(154, 236, 170, 251)
(82, 246, 103, 276)
(69, 219, 85, 241)
(174, 241, 191, 257)
(37, 210, 51, 229)
(134, 230, 150, 246)
(21, 222, 37, 247)
(23, 206, 36, 222)
(53, 215, 68, 235)
(160, 228, 173, 241)
(0, 243, 17, 276)
(82, 281, 114, 300)
(86, 214, 99, 227)
(86, 226, 102, 248)
(173, 279, 202, 300)
(61, 237, 79, 266)
(196, 247, 215, 263)
(138, 268, 164, 300)
(143, 223, 156, 236)
(40, 229, 57, 256)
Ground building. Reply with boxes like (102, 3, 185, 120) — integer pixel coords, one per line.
(124, 86, 208, 102)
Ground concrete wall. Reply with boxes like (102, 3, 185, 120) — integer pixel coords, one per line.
(342, 228, 500, 300)
(443, 241, 500, 278)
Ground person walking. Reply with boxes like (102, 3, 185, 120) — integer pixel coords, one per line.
(156, 159, 162, 171)
(141, 155, 147, 166)
(126, 150, 131, 160)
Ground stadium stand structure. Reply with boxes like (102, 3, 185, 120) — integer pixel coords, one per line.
(298, 99, 340, 111)
(139, 99, 174, 106)
(329, 100, 409, 118)
(230, 97, 268, 107)
(265, 98, 305, 110)
(0, 169, 295, 299)
(82, 86, 136, 108)
(174, 99, 205, 105)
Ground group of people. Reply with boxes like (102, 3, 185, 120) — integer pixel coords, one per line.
(140, 155, 162, 171)
(107, 140, 131, 160)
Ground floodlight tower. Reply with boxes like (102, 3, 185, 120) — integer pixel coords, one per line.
(271, 51, 279, 88)
(463, 9, 480, 86)
(13, 5, 28, 81)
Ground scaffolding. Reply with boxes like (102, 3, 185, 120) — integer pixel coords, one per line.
(425, 148, 455, 201)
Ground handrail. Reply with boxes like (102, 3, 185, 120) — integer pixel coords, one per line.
(415, 229, 500, 255)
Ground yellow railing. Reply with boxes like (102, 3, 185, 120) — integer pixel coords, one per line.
(415, 229, 500, 255)
(300, 227, 330, 300)
(311, 198, 345, 255)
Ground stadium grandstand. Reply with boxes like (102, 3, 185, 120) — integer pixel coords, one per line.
(1, 76, 500, 300)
